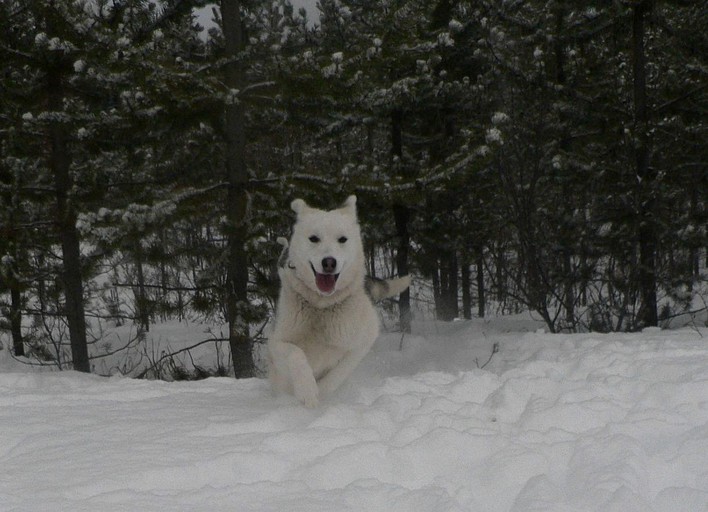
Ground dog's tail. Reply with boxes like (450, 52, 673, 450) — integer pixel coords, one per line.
(365, 275, 412, 302)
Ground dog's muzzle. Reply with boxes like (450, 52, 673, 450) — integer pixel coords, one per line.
(311, 259, 339, 295)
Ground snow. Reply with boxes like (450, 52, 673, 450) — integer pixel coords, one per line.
(486, 127, 504, 145)
(2, 315, 708, 511)
(492, 111, 509, 125)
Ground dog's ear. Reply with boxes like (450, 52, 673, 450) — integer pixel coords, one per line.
(340, 195, 357, 216)
(291, 198, 310, 215)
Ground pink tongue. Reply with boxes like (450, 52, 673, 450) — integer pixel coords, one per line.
(315, 273, 336, 294)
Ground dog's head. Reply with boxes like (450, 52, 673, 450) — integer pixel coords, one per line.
(285, 195, 365, 300)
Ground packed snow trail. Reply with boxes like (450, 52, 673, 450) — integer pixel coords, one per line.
(1, 318, 707, 511)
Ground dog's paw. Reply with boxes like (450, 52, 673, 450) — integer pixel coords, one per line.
(293, 378, 319, 408)
(300, 392, 319, 408)
(295, 386, 319, 408)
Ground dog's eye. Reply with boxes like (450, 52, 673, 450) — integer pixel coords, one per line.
(338, 236, 348, 244)
(309, 235, 320, 243)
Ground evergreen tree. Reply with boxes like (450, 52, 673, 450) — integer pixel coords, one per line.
(0, 0, 212, 369)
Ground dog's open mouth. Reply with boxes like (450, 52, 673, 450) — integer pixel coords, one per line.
(311, 264, 339, 295)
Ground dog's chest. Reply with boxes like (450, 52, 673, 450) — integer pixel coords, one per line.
(274, 287, 379, 379)
(295, 302, 353, 346)
(279, 292, 375, 349)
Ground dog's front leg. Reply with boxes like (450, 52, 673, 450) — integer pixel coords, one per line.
(316, 345, 371, 398)
(268, 341, 319, 407)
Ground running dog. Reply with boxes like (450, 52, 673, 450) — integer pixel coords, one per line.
(267, 195, 411, 407)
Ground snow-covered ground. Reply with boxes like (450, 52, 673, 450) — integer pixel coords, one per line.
(2, 314, 707, 511)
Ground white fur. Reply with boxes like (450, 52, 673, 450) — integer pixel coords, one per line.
(268, 195, 400, 407)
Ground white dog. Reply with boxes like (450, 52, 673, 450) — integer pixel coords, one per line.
(267, 195, 411, 407)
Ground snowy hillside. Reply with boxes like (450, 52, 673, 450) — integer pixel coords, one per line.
(2, 316, 708, 511)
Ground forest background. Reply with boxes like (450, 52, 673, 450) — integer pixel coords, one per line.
(0, 0, 706, 378)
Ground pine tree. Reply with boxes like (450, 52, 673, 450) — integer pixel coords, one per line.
(1, 0, 215, 369)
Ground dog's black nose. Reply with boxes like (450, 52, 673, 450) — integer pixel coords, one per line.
(322, 257, 337, 273)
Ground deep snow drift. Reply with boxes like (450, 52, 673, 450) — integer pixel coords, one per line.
(1, 315, 707, 511)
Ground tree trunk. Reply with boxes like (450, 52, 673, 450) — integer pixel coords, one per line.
(48, 65, 90, 373)
(476, 248, 485, 319)
(461, 257, 472, 320)
(221, 0, 254, 377)
(553, 4, 576, 330)
(391, 108, 411, 333)
(431, 262, 440, 314)
(446, 252, 458, 320)
(562, 250, 575, 329)
(495, 242, 505, 304)
(393, 204, 412, 333)
(688, 188, 699, 283)
(10, 285, 24, 357)
(632, 0, 658, 328)
(5, 203, 24, 356)
(134, 240, 150, 334)
(435, 252, 458, 321)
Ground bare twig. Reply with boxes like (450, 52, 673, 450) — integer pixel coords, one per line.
(476, 341, 500, 370)
(135, 336, 228, 379)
